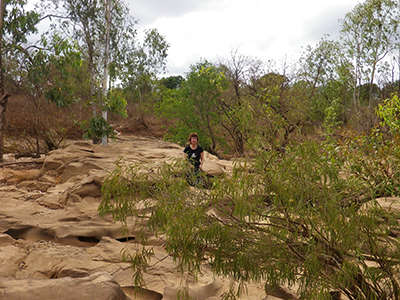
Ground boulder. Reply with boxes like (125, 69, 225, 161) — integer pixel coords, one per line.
(4, 169, 42, 185)
(0, 272, 128, 300)
(201, 160, 224, 176)
(0, 245, 26, 277)
(375, 197, 400, 212)
(360, 197, 400, 214)
(163, 279, 223, 300)
(0, 234, 15, 245)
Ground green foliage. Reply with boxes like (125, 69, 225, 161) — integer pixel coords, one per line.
(160, 75, 184, 89)
(120, 28, 169, 95)
(115, 27, 169, 125)
(10, 33, 83, 106)
(323, 98, 343, 136)
(2, 0, 40, 45)
(298, 38, 352, 124)
(82, 116, 115, 141)
(50, 0, 149, 135)
(105, 89, 128, 117)
(377, 94, 400, 134)
(156, 87, 211, 148)
(243, 72, 310, 153)
(100, 137, 400, 299)
(299, 38, 343, 89)
(341, 0, 399, 105)
(55, 0, 137, 83)
(156, 61, 228, 153)
(121, 247, 154, 288)
(4, 31, 84, 153)
(344, 130, 400, 198)
(41, 35, 83, 107)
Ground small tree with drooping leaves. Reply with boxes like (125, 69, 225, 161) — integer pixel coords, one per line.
(100, 135, 400, 299)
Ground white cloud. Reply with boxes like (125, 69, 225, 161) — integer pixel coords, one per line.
(128, 0, 218, 25)
(133, 0, 361, 75)
(27, 0, 361, 76)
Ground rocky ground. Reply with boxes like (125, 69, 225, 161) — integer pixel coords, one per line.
(0, 136, 282, 300)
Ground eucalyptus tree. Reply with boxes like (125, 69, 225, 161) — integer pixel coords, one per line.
(47, 0, 168, 142)
(299, 38, 343, 98)
(48, 0, 135, 142)
(101, 0, 111, 145)
(298, 38, 352, 123)
(391, 2, 400, 95)
(341, 0, 399, 107)
(119, 28, 169, 126)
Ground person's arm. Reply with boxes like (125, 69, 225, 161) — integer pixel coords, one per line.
(200, 151, 205, 168)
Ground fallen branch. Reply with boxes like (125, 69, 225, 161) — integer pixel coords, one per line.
(14, 152, 42, 159)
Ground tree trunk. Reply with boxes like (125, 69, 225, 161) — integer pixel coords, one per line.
(0, 94, 10, 162)
(398, 48, 400, 96)
(310, 63, 322, 99)
(83, 22, 99, 144)
(368, 61, 377, 108)
(101, 0, 111, 145)
(0, 0, 8, 162)
(0, 0, 3, 96)
(233, 128, 244, 155)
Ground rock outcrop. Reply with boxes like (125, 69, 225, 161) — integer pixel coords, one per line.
(0, 272, 127, 300)
(0, 136, 269, 300)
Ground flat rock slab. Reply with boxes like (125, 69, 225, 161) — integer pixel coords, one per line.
(0, 136, 273, 299)
(0, 272, 128, 300)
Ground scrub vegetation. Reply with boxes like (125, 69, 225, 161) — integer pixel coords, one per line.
(2, 0, 400, 299)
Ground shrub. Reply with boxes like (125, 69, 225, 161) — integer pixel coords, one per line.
(82, 116, 115, 142)
(100, 140, 400, 299)
(377, 94, 400, 135)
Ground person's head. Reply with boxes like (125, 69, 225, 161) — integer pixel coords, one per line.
(188, 132, 199, 146)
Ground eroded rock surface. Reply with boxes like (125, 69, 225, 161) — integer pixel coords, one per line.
(0, 272, 127, 300)
(0, 136, 270, 300)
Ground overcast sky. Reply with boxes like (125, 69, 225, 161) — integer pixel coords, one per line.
(27, 0, 362, 76)
(128, 0, 362, 76)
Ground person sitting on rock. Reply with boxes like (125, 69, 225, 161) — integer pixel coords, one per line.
(183, 132, 204, 185)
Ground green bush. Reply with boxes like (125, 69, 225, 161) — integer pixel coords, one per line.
(100, 139, 400, 299)
(156, 61, 228, 154)
(82, 116, 115, 142)
(377, 94, 400, 135)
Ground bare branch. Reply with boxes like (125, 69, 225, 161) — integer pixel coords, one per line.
(39, 14, 71, 22)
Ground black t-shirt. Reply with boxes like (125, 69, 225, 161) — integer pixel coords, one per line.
(184, 145, 203, 168)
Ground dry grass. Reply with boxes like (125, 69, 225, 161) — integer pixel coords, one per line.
(4, 95, 168, 154)
(111, 102, 169, 138)
(5, 94, 88, 154)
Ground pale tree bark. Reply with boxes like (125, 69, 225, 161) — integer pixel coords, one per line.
(398, 47, 400, 95)
(101, 0, 110, 145)
(0, 0, 3, 94)
(0, 0, 9, 162)
(0, 94, 10, 162)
